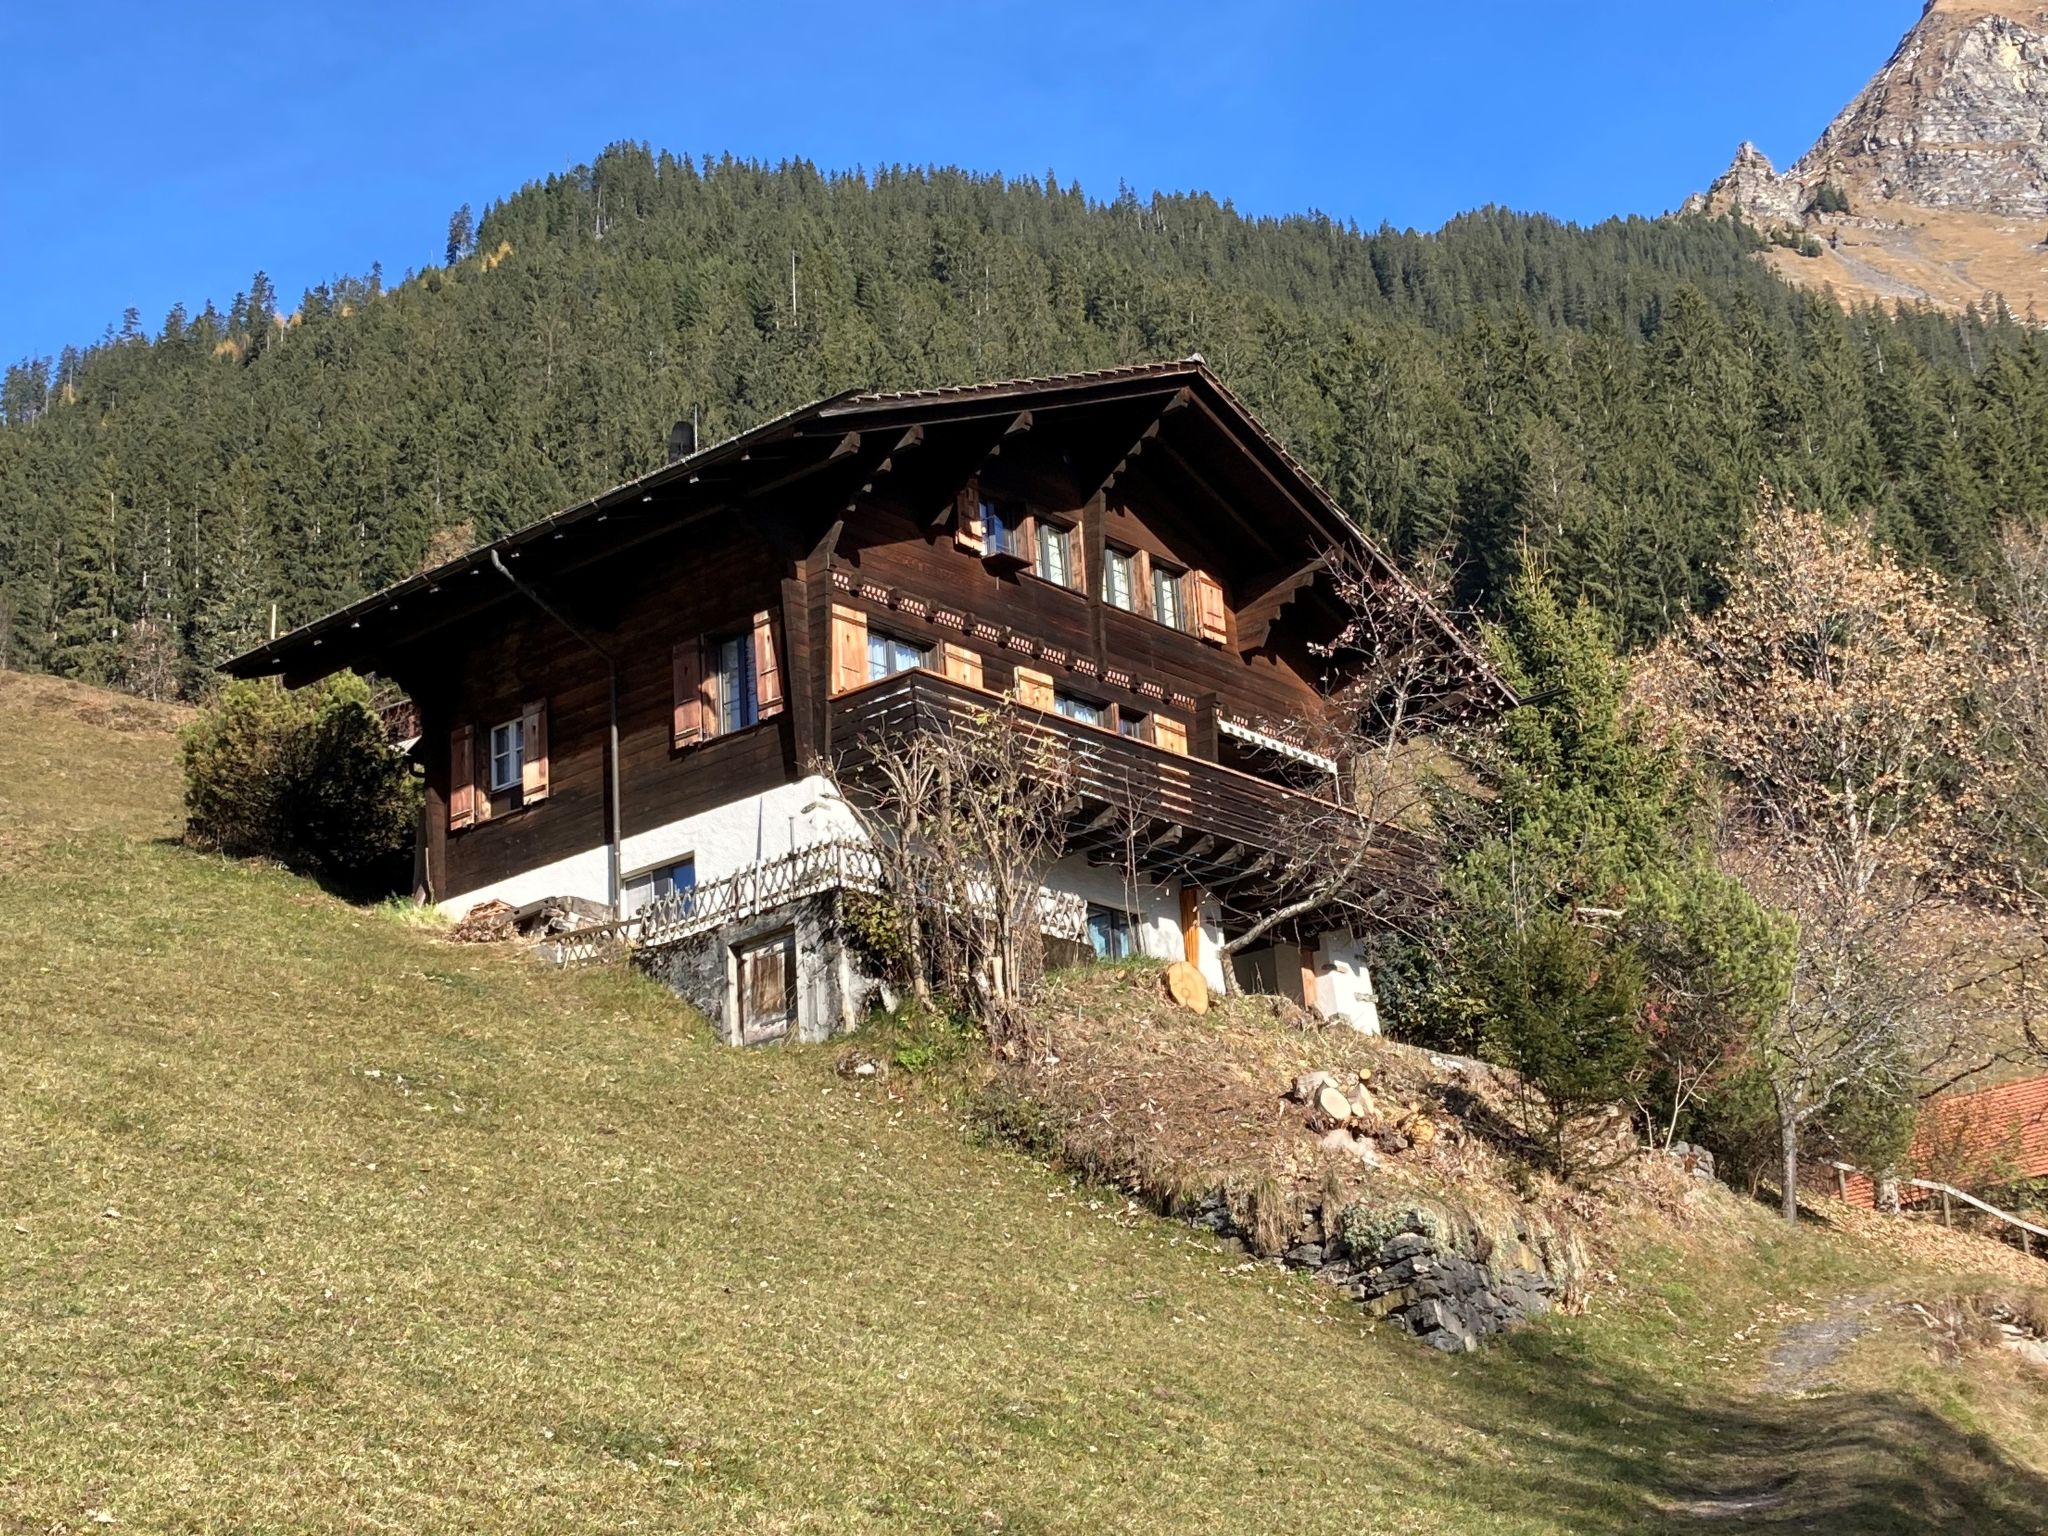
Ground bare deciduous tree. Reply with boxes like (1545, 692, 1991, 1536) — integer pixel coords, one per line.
(1638, 496, 1999, 1216)
(1212, 545, 1492, 985)
(820, 700, 1076, 1042)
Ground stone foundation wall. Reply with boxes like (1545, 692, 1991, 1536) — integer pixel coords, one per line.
(1187, 1193, 1570, 1353)
(635, 894, 881, 1046)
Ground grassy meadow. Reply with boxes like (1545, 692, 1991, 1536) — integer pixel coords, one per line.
(2, 671, 2045, 1534)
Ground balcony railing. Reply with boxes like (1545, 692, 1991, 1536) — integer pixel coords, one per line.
(828, 671, 1430, 907)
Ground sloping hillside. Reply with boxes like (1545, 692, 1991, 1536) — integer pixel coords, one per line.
(2, 671, 2046, 1533)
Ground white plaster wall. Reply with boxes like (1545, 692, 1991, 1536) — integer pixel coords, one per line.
(440, 774, 863, 918)
(1313, 928, 1381, 1035)
(1041, 856, 1184, 961)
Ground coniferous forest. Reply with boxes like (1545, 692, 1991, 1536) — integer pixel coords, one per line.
(6, 141, 2048, 695)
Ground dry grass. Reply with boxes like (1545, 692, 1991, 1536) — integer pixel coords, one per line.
(3, 669, 2048, 1532)
(1759, 204, 2048, 315)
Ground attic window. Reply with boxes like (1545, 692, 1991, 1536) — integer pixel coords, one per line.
(1034, 521, 1076, 588)
(1152, 564, 1187, 632)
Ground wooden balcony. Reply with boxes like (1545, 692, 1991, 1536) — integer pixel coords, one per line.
(828, 671, 1432, 924)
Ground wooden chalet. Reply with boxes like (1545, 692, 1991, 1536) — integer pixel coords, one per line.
(228, 359, 1512, 1045)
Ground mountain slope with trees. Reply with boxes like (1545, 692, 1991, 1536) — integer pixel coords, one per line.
(6, 144, 2048, 696)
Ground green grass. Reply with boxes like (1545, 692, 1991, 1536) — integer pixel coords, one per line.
(3, 671, 2046, 1533)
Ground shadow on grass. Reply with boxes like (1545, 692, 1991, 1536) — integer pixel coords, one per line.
(152, 832, 411, 906)
(1394, 1326, 2048, 1534)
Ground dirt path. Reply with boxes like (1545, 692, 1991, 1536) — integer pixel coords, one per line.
(1759, 1291, 1885, 1396)
(1663, 1293, 1889, 1524)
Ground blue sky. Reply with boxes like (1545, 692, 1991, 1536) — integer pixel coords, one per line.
(1, 1, 1921, 363)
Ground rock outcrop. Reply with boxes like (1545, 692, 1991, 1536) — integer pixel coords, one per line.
(1684, 1, 2048, 311)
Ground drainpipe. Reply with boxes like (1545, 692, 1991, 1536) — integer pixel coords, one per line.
(489, 551, 624, 916)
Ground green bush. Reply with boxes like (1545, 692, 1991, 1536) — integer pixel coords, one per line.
(182, 673, 420, 895)
(1467, 915, 1647, 1178)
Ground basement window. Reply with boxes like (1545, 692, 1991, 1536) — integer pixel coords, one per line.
(488, 718, 524, 792)
(623, 858, 696, 918)
(1086, 904, 1135, 961)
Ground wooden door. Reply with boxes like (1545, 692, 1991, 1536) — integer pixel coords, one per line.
(736, 931, 798, 1046)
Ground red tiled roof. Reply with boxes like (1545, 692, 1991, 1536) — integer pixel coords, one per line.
(1813, 1073, 2048, 1207)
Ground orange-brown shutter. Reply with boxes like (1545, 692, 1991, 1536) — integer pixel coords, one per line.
(448, 724, 476, 831)
(1012, 667, 1054, 711)
(1152, 716, 1189, 756)
(954, 483, 986, 556)
(520, 700, 550, 802)
(752, 610, 784, 719)
(830, 605, 868, 695)
(941, 642, 983, 690)
(1131, 549, 1154, 619)
(1191, 571, 1228, 645)
(672, 639, 705, 748)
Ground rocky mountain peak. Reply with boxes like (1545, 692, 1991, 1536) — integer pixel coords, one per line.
(1683, 0, 2048, 311)
(1694, 0, 2048, 223)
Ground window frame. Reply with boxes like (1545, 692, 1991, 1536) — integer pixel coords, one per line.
(982, 495, 1018, 560)
(1103, 545, 1137, 612)
(708, 630, 760, 737)
(866, 628, 933, 682)
(1151, 562, 1187, 633)
(1054, 690, 1110, 730)
(1033, 519, 1076, 589)
(1085, 903, 1136, 962)
(487, 717, 524, 793)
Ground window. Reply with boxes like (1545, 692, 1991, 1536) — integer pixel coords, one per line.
(709, 631, 758, 736)
(1117, 709, 1147, 741)
(1034, 521, 1075, 587)
(867, 630, 931, 681)
(1086, 904, 1135, 961)
(982, 496, 1018, 559)
(623, 858, 697, 918)
(488, 718, 524, 792)
(1103, 547, 1136, 611)
(1055, 691, 1108, 729)
(1152, 564, 1187, 632)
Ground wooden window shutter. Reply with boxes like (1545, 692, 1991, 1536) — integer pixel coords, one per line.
(672, 639, 705, 748)
(1152, 716, 1189, 756)
(829, 605, 868, 696)
(752, 610, 784, 719)
(1192, 571, 1229, 645)
(448, 724, 476, 831)
(1131, 549, 1154, 619)
(1012, 667, 1054, 711)
(953, 483, 986, 556)
(941, 642, 983, 689)
(519, 700, 550, 802)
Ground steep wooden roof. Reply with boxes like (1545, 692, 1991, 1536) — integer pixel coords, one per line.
(224, 357, 1508, 706)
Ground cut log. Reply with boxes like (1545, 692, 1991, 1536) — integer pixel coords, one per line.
(1314, 1083, 1354, 1123)
(1290, 1069, 1335, 1103)
(1163, 960, 1210, 1015)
